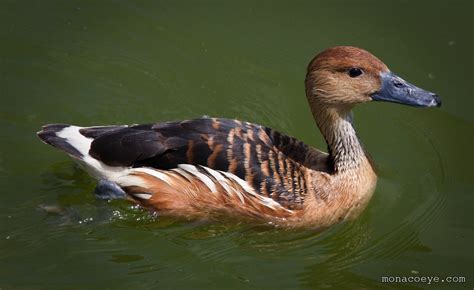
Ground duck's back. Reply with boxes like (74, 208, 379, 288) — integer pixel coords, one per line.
(38, 118, 328, 210)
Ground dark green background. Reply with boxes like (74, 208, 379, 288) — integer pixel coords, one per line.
(0, 1, 472, 289)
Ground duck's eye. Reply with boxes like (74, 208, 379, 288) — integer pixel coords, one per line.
(348, 68, 363, 78)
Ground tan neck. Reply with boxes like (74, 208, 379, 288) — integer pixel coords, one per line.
(310, 102, 367, 173)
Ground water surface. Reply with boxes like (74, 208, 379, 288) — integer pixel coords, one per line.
(0, 1, 472, 289)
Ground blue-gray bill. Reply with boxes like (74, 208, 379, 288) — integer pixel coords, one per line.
(371, 72, 441, 107)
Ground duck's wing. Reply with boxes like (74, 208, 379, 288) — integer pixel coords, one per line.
(263, 126, 331, 172)
(81, 118, 326, 209)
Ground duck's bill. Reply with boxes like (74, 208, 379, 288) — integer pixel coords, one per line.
(371, 72, 441, 107)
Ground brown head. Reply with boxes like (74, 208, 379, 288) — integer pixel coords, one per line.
(305, 46, 441, 109)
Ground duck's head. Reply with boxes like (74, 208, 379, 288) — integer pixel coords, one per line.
(305, 46, 441, 110)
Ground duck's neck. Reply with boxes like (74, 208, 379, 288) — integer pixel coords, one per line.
(311, 104, 367, 173)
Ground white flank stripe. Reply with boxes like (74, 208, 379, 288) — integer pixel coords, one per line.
(132, 168, 172, 185)
(221, 171, 255, 193)
(231, 187, 245, 204)
(171, 168, 194, 181)
(200, 167, 234, 197)
(219, 171, 292, 211)
(115, 174, 148, 188)
(133, 193, 152, 200)
(178, 164, 217, 193)
(219, 172, 247, 203)
(257, 196, 288, 210)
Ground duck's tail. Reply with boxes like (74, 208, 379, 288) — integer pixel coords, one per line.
(38, 124, 88, 159)
(37, 124, 127, 180)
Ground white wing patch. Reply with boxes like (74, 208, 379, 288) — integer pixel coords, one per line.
(56, 126, 93, 156)
(56, 126, 127, 180)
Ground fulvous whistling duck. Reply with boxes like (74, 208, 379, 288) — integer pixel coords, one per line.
(38, 46, 441, 227)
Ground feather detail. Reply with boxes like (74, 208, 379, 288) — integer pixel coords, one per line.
(116, 165, 294, 220)
(37, 118, 329, 221)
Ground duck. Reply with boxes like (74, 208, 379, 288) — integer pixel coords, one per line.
(37, 46, 441, 227)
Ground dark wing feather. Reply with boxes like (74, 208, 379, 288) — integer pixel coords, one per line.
(79, 126, 126, 138)
(89, 127, 168, 167)
(86, 118, 324, 209)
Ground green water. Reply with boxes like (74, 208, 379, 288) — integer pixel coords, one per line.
(0, 1, 472, 289)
